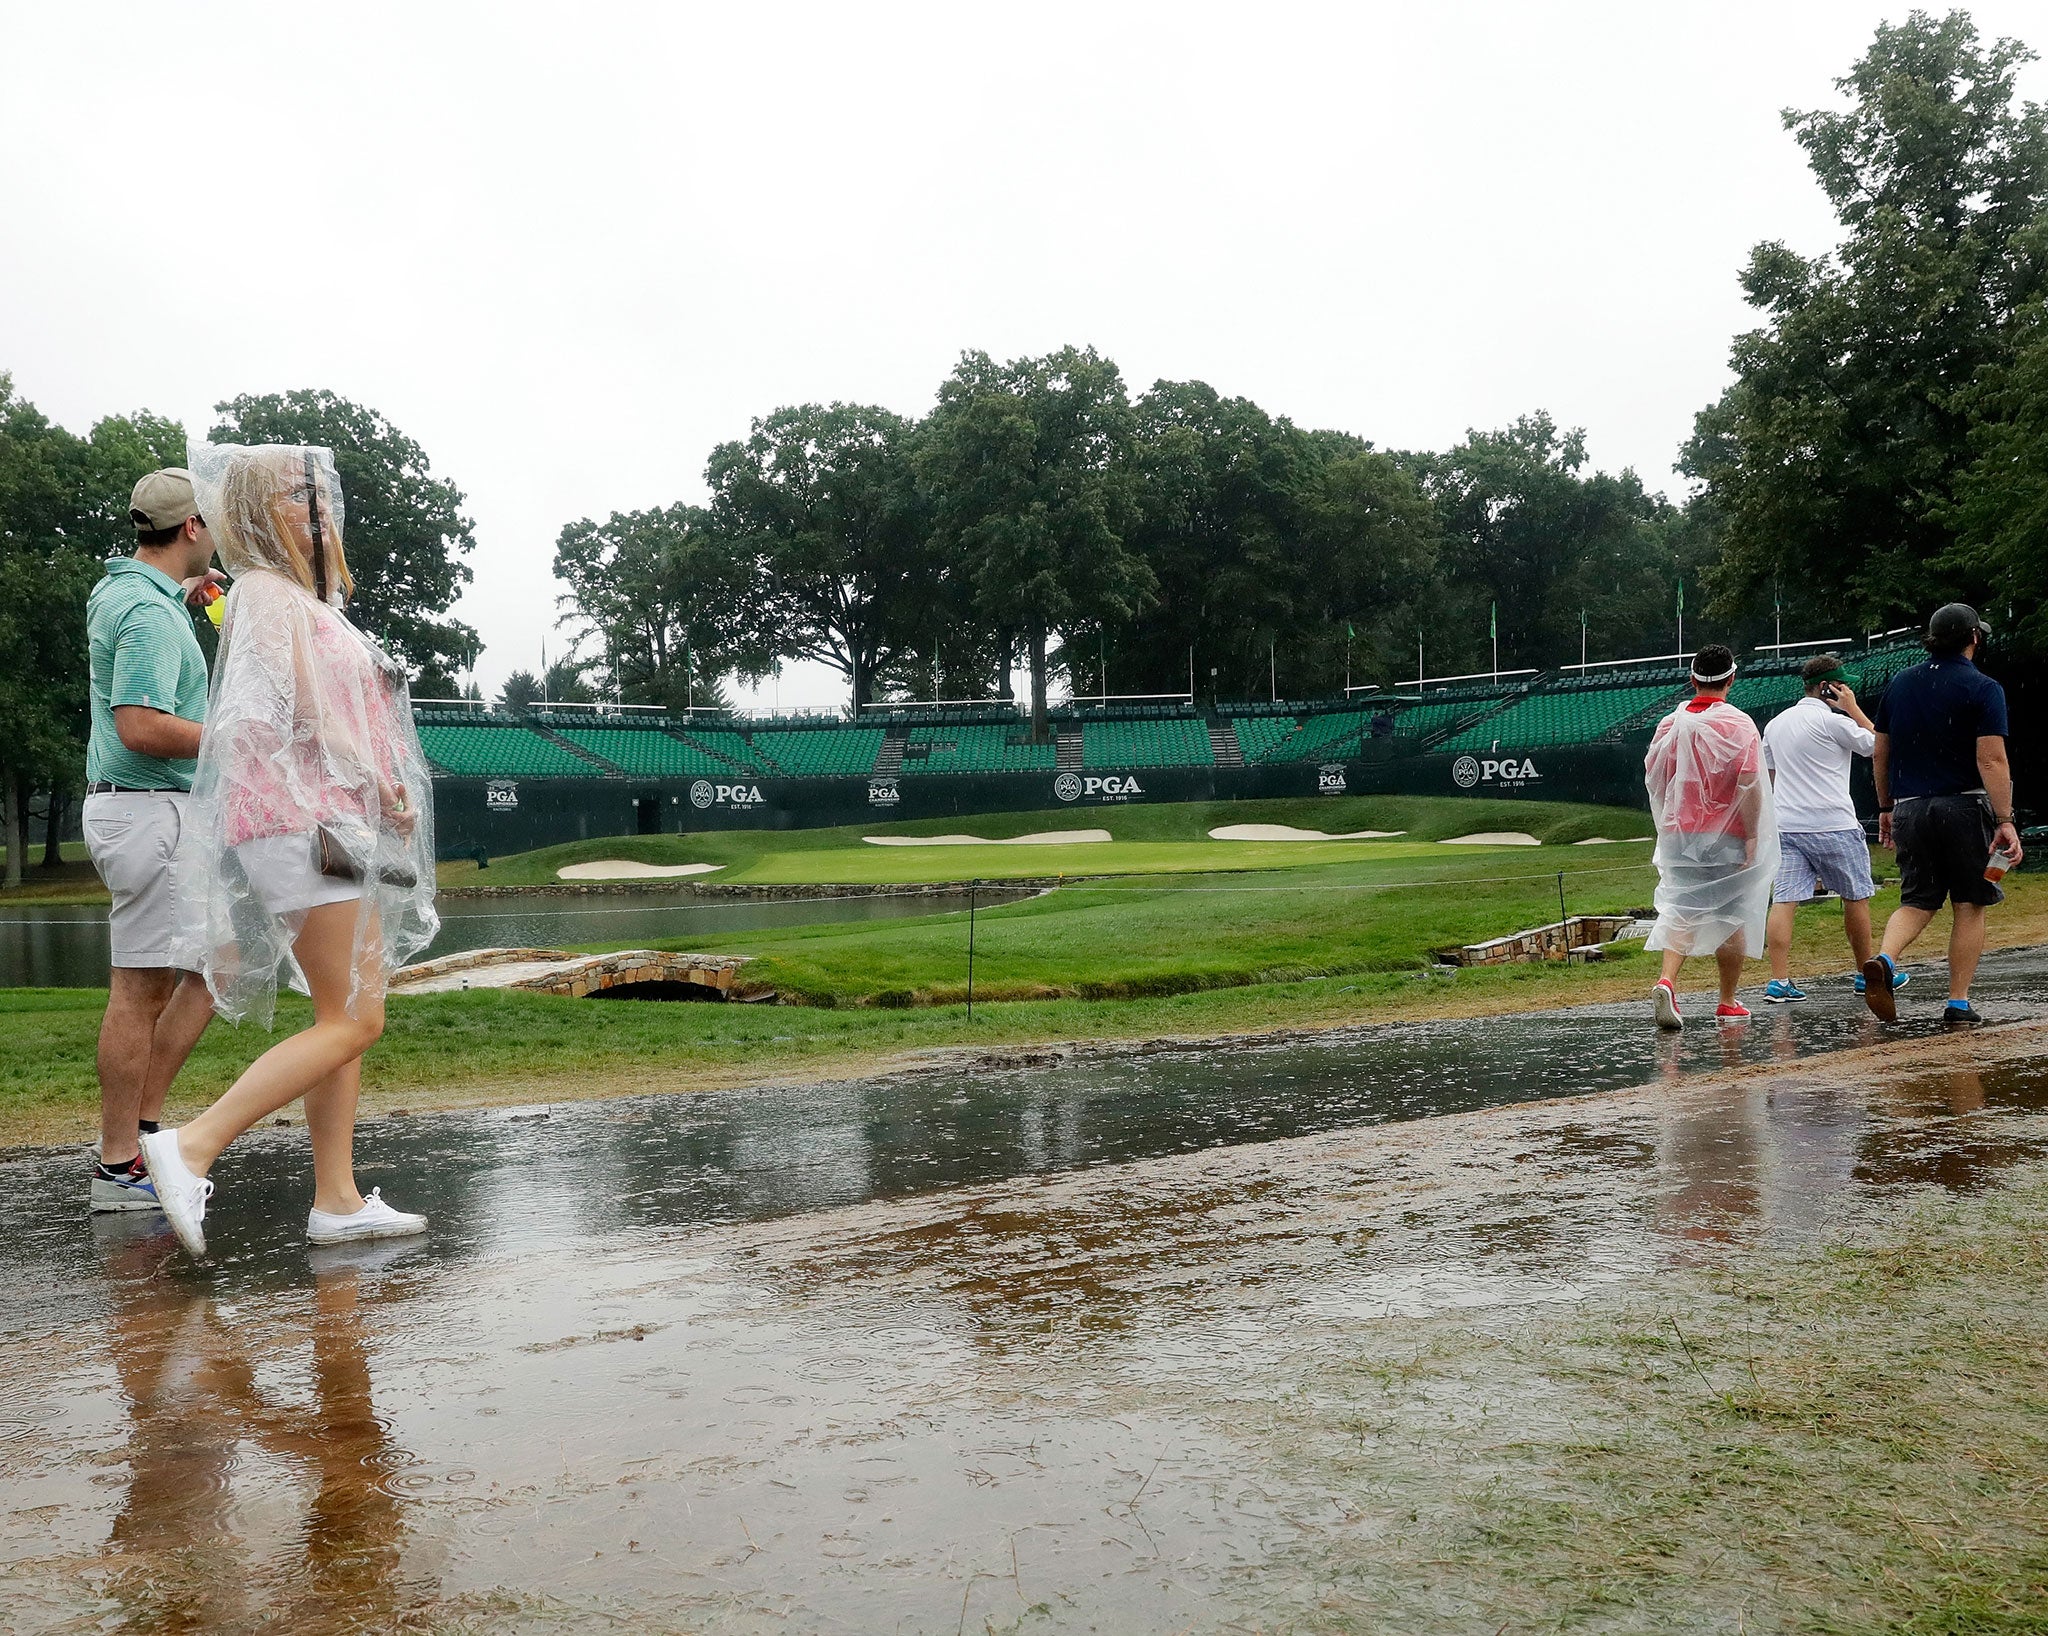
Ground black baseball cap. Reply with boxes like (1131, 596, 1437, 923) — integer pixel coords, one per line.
(1928, 603, 1991, 652)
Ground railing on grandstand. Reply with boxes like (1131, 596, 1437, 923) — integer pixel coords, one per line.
(1393, 668, 1539, 690)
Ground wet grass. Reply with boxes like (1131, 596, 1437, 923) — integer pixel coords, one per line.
(643, 835, 1668, 1005)
(5, 875, 2045, 1147)
(1261, 1166, 2048, 1632)
(0, 955, 1654, 1142)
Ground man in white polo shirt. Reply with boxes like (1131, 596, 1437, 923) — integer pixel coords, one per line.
(1760, 653, 1885, 1002)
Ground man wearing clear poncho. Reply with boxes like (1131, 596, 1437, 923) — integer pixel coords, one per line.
(140, 444, 440, 1259)
(1643, 644, 1777, 1030)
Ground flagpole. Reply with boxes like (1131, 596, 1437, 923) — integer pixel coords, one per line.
(1490, 601, 1498, 683)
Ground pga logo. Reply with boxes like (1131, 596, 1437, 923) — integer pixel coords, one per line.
(1317, 762, 1347, 795)
(867, 778, 900, 807)
(485, 780, 519, 811)
(1453, 755, 1540, 789)
(691, 779, 767, 809)
(1056, 772, 1145, 802)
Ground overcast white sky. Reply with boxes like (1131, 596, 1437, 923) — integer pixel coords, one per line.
(4, 2, 2043, 708)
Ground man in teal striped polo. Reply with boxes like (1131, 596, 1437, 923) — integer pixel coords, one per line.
(83, 468, 224, 1213)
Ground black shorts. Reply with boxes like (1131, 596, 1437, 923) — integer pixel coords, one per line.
(1894, 794, 2005, 913)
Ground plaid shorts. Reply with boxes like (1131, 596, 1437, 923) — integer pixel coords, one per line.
(1773, 829, 1877, 904)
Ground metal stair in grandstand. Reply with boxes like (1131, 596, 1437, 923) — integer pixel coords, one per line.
(665, 728, 761, 775)
(1207, 721, 1244, 767)
(524, 724, 629, 775)
(872, 726, 908, 778)
(1056, 727, 1083, 770)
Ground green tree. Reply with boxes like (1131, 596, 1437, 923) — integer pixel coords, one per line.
(1684, 11, 2048, 632)
(1115, 383, 1440, 700)
(209, 390, 479, 686)
(1404, 413, 1683, 674)
(1951, 297, 2048, 647)
(705, 403, 932, 712)
(553, 502, 761, 713)
(0, 380, 188, 885)
(498, 669, 543, 714)
(919, 348, 1151, 739)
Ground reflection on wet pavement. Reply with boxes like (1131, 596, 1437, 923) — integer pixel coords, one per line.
(3, 951, 2047, 1632)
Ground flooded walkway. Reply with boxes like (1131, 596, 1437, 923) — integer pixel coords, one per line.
(4, 952, 2047, 1632)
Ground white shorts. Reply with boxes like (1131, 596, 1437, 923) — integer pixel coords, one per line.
(84, 790, 189, 968)
(235, 833, 364, 918)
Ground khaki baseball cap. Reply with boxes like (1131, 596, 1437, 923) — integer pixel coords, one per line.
(129, 468, 199, 532)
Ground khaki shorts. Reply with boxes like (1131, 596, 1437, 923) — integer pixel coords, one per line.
(83, 790, 189, 969)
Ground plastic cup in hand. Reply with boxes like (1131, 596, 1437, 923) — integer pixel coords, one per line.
(1985, 846, 2018, 883)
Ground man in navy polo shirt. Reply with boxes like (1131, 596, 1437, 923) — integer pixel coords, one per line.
(1863, 604, 2022, 1026)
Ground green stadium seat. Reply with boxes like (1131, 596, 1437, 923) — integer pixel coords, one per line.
(901, 724, 1056, 774)
(1081, 717, 1213, 768)
(1439, 682, 1682, 752)
(556, 728, 748, 777)
(417, 725, 608, 777)
(752, 728, 885, 776)
(1228, 715, 1296, 762)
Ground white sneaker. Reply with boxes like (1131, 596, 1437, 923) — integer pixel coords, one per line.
(1653, 979, 1684, 1032)
(139, 1129, 213, 1259)
(306, 1188, 427, 1245)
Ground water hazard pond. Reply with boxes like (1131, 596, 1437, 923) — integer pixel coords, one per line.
(0, 885, 969, 988)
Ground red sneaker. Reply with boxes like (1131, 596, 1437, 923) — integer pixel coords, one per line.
(1653, 980, 1683, 1031)
(1715, 1001, 1752, 1021)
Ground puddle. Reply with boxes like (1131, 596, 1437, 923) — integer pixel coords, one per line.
(2, 951, 2046, 1633)
(0, 886, 971, 989)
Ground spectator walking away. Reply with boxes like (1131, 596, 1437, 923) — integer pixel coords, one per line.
(82, 470, 226, 1212)
(1643, 644, 1776, 1030)
(1761, 654, 1882, 1002)
(1862, 604, 2022, 1027)
(140, 444, 440, 1260)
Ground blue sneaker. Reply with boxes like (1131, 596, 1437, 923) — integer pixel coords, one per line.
(1853, 967, 1911, 996)
(1765, 979, 1808, 1003)
(89, 1155, 161, 1214)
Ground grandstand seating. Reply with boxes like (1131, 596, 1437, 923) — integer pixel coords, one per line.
(676, 728, 765, 772)
(901, 724, 1057, 774)
(1227, 714, 1296, 762)
(1082, 717, 1213, 768)
(1726, 670, 1806, 723)
(753, 727, 886, 776)
(555, 727, 744, 778)
(417, 724, 606, 777)
(414, 643, 1935, 784)
(1439, 681, 1682, 752)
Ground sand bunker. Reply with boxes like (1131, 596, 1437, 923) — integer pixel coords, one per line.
(863, 829, 1113, 847)
(556, 861, 726, 880)
(1439, 832, 1542, 847)
(1573, 836, 1654, 846)
(1207, 824, 1407, 842)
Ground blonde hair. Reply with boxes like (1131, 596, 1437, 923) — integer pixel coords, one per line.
(207, 444, 354, 603)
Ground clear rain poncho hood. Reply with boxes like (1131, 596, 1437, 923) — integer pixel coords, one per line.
(1643, 698, 1777, 958)
(172, 442, 437, 1023)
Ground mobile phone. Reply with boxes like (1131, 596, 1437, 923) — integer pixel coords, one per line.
(1820, 682, 1839, 702)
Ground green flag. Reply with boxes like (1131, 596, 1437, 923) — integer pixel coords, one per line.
(1346, 622, 1355, 639)
(1490, 602, 1497, 638)
(1677, 581, 1685, 614)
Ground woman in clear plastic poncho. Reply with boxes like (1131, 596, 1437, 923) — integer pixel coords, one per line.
(1642, 644, 1776, 1030)
(143, 443, 439, 1259)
